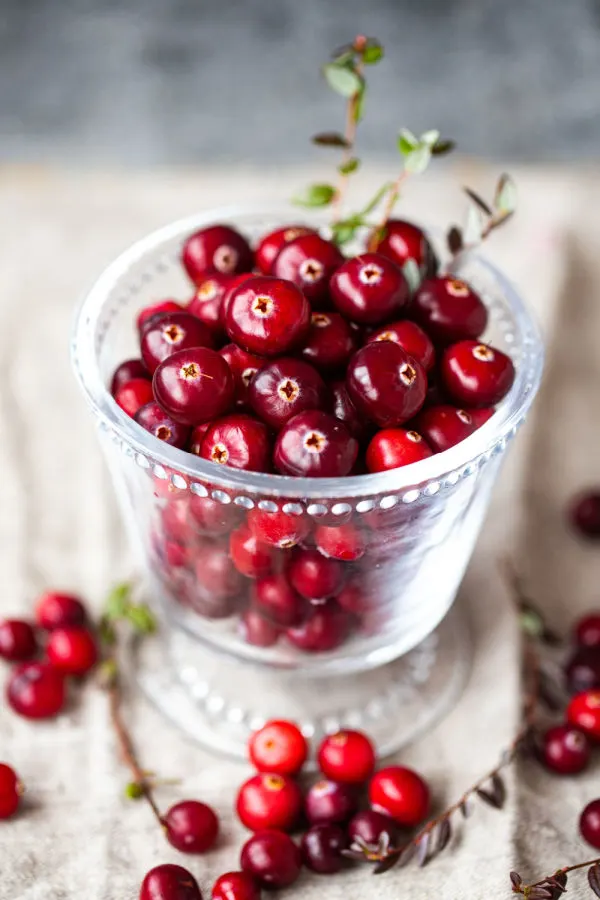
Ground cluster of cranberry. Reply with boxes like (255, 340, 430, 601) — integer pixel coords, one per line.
(140, 720, 430, 900)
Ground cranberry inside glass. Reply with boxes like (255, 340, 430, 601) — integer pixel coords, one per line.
(225, 276, 310, 356)
(330, 252, 409, 324)
(412, 276, 488, 344)
(182, 224, 253, 283)
(346, 341, 427, 427)
(153, 347, 235, 425)
(274, 410, 358, 477)
(248, 358, 326, 430)
(272, 233, 343, 305)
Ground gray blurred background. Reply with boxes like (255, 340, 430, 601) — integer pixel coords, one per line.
(1, 0, 599, 166)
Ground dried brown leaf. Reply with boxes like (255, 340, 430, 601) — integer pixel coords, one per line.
(312, 131, 351, 148)
(373, 851, 401, 875)
(436, 817, 452, 853)
(491, 773, 507, 808)
(463, 186, 493, 216)
(589, 863, 600, 897)
(510, 871, 523, 890)
(476, 785, 504, 810)
(447, 225, 463, 254)
(417, 832, 431, 867)
(460, 797, 474, 818)
(527, 888, 553, 900)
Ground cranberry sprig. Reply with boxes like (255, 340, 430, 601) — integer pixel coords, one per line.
(447, 173, 517, 258)
(511, 859, 600, 899)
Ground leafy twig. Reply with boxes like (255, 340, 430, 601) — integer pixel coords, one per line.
(446, 173, 517, 257)
(511, 859, 600, 898)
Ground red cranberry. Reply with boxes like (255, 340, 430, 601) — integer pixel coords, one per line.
(414, 404, 478, 452)
(286, 604, 351, 653)
(136, 299, 183, 332)
(301, 824, 346, 874)
(255, 225, 316, 274)
(249, 359, 326, 430)
(164, 799, 219, 853)
(141, 312, 214, 374)
(367, 320, 435, 372)
(200, 414, 271, 473)
(366, 427, 433, 473)
(300, 312, 357, 373)
(140, 864, 202, 900)
(565, 647, 600, 694)
(6, 662, 66, 719)
(182, 224, 253, 283)
(35, 592, 87, 630)
(370, 219, 438, 277)
(160, 498, 195, 544)
(570, 492, 600, 538)
(212, 871, 260, 900)
(247, 508, 311, 549)
(219, 344, 265, 405)
(369, 766, 430, 826)
(274, 411, 358, 478)
(580, 800, 600, 849)
(331, 380, 370, 441)
(287, 548, 345, 602)
(346, 341, 427, 427)
(188, 422, 213, 455)
(317, 730, 376, 784)
(272, 233, 343, 306)
(185, 574, 241, 622)
(153, 347, 234, 425)
(336, 579, 373, 616)
(115, 378, 154, 418)
(576, 614, 600, 648)
(240, 830, 302, 889)
(188, 272, 242, 335)
(135, 402, 191, 449)
(348, 809, 399, 846)
(568, 690, 600, 740)
(219, 274, 257, 328)
(0, 763, 22, 820)
(110, 359, 150, 395)
(0, 619, 37, 661)
(230, 523, 279, 579)
(252, 575, 306, 628)
(541, 723, 591, 774)
(412, 276, 488, 344)
(189, 496, 241, 534)
(225, 276, 310, 357)
(305, 778, 357, 825)
(46, 628, 98, 676)
(314, 523, 365, 561)
(330, 252, 409, 324)
(248, 720, 308, 776)
(239, 608, 281, 648)
(441, 340, 515, 407)
(194, 543, 244, 601)
(236, 773, 302, 832)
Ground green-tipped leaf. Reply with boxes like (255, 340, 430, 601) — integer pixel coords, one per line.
(494, 173, 517, 215)
(338, 157, 360, 175)
(292, 183, 337, 208)
(397, 128, 419, 157)
(323, 63, 363, 98)
(362, 42, 384, 64)
(420, 129, 440, 147)
(404, 144, 432, 175)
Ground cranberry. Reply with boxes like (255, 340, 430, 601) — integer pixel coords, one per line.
(189, 496, 241, 534)
(182, 224, 253, 283)
(249, 359, 326, 431)
(570, 492, 600, 539)
(369, 765, 430, 826)
(348, 809, 399, 846)
(287, 548, 345, 602)
(0, 763, 22, 820)
(46, 627, 98, 676)
(110, 359, 150, 395)
(412, 276, 488, 345)
(0, 619, 37, 661)
(188, 272, 242, 335)
(330, 380, 370, 441)
(414, 404, 478, 452)
(35, 592, 87, 630)
(336, 579, 372, 615)
(441, 340, 515, 407)
(300, 312, 356, 373)
(568, 690, 600, 740)
(160, 498, 195, 544)
(231, 523, 279, 578)
(249, 720, 308, 776)
(367, 320, 435, 373)
(135, 402, 191, 448)
(272, 233, 343, 306)
(136, 299, 183, 332)
(240, 830, 302, 889)
(305, 778, 357, 825)
(581, 800, 600, 850)
(115, 378, 154, 418)
(194, 543, 244, 602)
(225, 276, 310, 357)
(314, 523, 365, 561)
(252, 575, 307, 628)
(317, 729, 376, 784)
(346, 341, 427, 427)
(219, 274, 257, 328)
(141, 312, 214, 374)
(236, 772, 302, 832)
(200, 414, 271, 473)
(140, 864, 202, 900)
(286, 604, 351, 653)
(247, 508, 310, 549)
(212, 872, 260, 900)
(370, 219, 438, 277)
(576, 614, 600, 648)
(256, 225, 316, 274)
(188, 423, 213, 455)
(541, 723, 591, 775)
(153, 347, 234, 425)
(219, 344, 265, 405)
(239, 608, 281, 648)
(301, 824, 346, 874)
(564, 647, 600, 694)
(330, 252, 409, 324)
(274, 411, 358, 478)
(366, 427, 433, 473)
(6, 662, 66, 719)
(164, 799, 219, 853)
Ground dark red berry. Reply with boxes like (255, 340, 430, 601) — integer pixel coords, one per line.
(182, 224, 253, 283)
(317, 730, 376, 784)
(239, 609, 281, 648)
(153, 347, 234, 425)
(366, 427, 433, 472)
(580, 799, 600, 849)
(346, 341, 427, 427)
(301, 824, 346, 874)
(189, 495, 241, 534)
(286, 604, 351, 653)
(164, 800, 219, 853)
(274, 410, 358, 478)
(369, 766, 430, 826)
(247, 508, 310, 549)
(412, 276, 488, 345)
(136, 300, 183, 332)
(576, 614, 600, 648)
(240, 830, 302, 889)
(541, 723, 591, 775)
(212, 871, 260, 900)
(188, 272, 242, 336)
(330, 380, 370, 441)
(570, 492, 600, 539)
(568, 690, 600, 740)
(115, 378, 154, 418)
(564, 647, 600, 694)
(0, 619, 37, 662)
(140, 864, 202, 900)
(347, 809, 399, 846)
(225, 276, 310, 357)
(248, 720, 308, 776)
(336, 579, 373, 616)
(314, 523, 365, 561)
(370, 219, 437, 277)
(441, 340, 515, 407)
(230, 523, 279, 579)
(35, 592, 87, 631)
(6, 662, 66, 719)
(272, 233, 343, 306)
(110, 359, 150, 395)
(236, 773, 302, 832)
(46, 628, 98, 676)
(414, 404, 478, 452)
(193, 543, 244, 602)
(252, 575, 306, 628)
(301, 312, 357, 373)
(135, 402, 191, 449)
(366, 320, 435, 372)
(304, 778, 357, 825)
(219, 344, 265, 405)
(330, 252, 409, 324)
(249, 358, 326, 430)
(141, 312, 214, 374)
(0, 763, 23, 820)
(287, 548, 345, 602)
(255, 225, 316, 275)
(200, 414, 271, 473)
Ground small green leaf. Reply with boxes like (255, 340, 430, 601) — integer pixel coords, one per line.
(402, 259, 422, 294)
(494, 173, 517, 215)
(404, 144, 432, 175)
(431, 138, 456, 156)
(361, 182, 393, 216)
(353, 83, 367, 123)
(397, 128, 418, 157)
(125, 781, 144, 800)
(331, 44, 356, 66)
(292, 183, 337, 208)
(362, 42, 384, 64)
(322, 63, 363, 98)
(338, 157, 360, 175)
(312, 132, 350, 148)
(98, 616, 117, 647)
(105, 582, 132, 620)
(97, 657, 118, 687)
(420, 129, 440, 147)
(331, 224, 358, 246)
(126, 603, 157, 635)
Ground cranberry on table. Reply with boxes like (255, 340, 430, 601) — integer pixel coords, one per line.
(274, 410, 358, 478)
(330, 252, 409, 324)
(370, 219, 438, 277)
(569, 492, 600, 539)
(36, 591, 87, 630)
(249, 358, 326, 430)
(441, 340, 515, 407)
(139, 864, 202, 900)
(200, 414, 271, 473)
(576, 614, 600, 648)
(348, 809, 399, 846)
(239, 609, 281, 648)
(541, 723, 591, 775)
(412, 276, 488, 345)
(194, 543, 244, 602)
(369, 765, 430, 826)
(164, 799, 219, 853)
(580, 799, 600, 850)
(236, 772, 303, 832)
(0, 763, 22, 820)
(252, 575, 307, 628)
(330, 380, 370, 441)
(188, 272, 243, 335)
(248, 720, 308, 776)
(141, 312, 214, 374)
(366, 427, 433, 473)
(153, 347, 235, 426)
(240, 829, 302, 889)
(314, 523, 365, 561)
(212, 871, 260, 900)
(287, 548, 345, 602)
(567, 690, 600, 740)
(0, 619, 37, 662)
(346, 341, 427, 427)
(304, 778, 357, 825)
(286, 604, 351, 653)
(255, 225, 316, 274)
(300, 312, 357, 373)
(182, 224, 253, 283)
(247, 508, 310, 549)
(301, 823, 346, 874)
(135, 402, 191, 449)
(136, 299, 183, 332)
(564, 647, 600, 694)
(272, 233, 343, 306)
(414, 404, 479, 453)
(115, 378, 154, 418)
(225, 276, 310, 357)
(230, 523, 279, 579)
(219, 344, 265, 405)
(7, 662, 66, 719)
(46, 627, 98, 676)
(110, 359, 150, 396)
(317, 729, 376, 784)
(367, 320, 435, 373)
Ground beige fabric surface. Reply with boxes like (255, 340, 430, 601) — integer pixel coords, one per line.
(0, 164, 595, 899)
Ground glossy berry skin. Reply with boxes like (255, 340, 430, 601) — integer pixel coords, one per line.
(164, 800, 219, 854)
(225, 276, 310, 357)
(336, 579, 372, 616)
(193, 543, 244, 603)
(153, 347, 235, 426)
(370, 219, 438, 277)
(139, 864, 202, 900)
(0, 763, 22, 820)
(141, 312, 214, 375)
(247, 508, 310, 549)
(212, 871, 260, 900)
(304, 778, 357, 825)
(348, 809, 399, 846)
(330, 252, 409, 325)
(239, 608, 281, 648)
(330, 381, 370, 441)
(301, 312, 357, 373)
(412, 276, 488, 345)
(182, 224, 253, 283)
(236, 773, 302, 832)
(249, 358, 326, 431)
(346, 341, 427, 427)
(274, 411, 358, 478)
(366, 428, 433, 473)
(369, 766, 430, 826)
(0, 619, 37, 662)
(240, 830, 302, 889)
(230, 523, 279, 579)
(252, 575, 306, 628)
(568, 690, 600, 740)
(576, 614, 600, 648)
(441, 341, 515, 408)
(286, 605, 351, 653)
(135, 402, 191, 449)
(367, 320, 435, 373)
(115, 378, 154, 418)
(314, 524, 365, 561)
(35, 592, 87, 631)
(7, 662, 66, 719)
(188, 272, 243, 336)
(415, 404, 486, 453)
(541, 723, 591, 775)
(564, 647, 600, 694)
(256, 225, 316, 275)
(200, 414, 271, 473)
(580, 800, 600, 850)
(189, 495, 242, 534)
(248, 720, 308, 776)
(136, 299, 183, 332)
(219, 344, 265, 405)
(46, 628, 98, 676)
(570, 493, 600, 539)
(287, 548, 345, 602)
(272, 233, 343, 306)
(301, 824, 346, 874)
(110, 358, 149, 395)
(317, 730, 376, 784)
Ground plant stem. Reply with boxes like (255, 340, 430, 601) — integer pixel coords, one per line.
(517, 858, 600, 895)
(332, 37, 365, 220)
(367, 171, 409, 250)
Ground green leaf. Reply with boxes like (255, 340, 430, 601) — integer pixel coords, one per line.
(402, 259, 422, 294)
(362, 42, 384, 64)
(463, 203, 484, 245)
(397, 128, 418, 157)
(353, 83, 367, 123)
(126, 603, 157, 635)
(331, 223, 359, 246)
(97, 657, 118, 687)
(338, 157, 360, 175)
(431, 138, 456, 156)
(322, 63, 363, 98)
(361, 181, 393, 216)
(404, 144, 432, 174)
(312, 132, 350, 148)
(125, 781, 144, 800)
(331, 44, 356, 66)
(105, 582, 132, 621)
(420, 129, 440, 147)
(494, 173, 517, 215)
(292, 183, 337, 208)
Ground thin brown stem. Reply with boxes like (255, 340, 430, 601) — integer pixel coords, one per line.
(332, 37, 365, 220)
(516, 857, 600, 895)
(367, 171, 409, 250)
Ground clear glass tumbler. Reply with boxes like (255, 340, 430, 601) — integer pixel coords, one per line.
(72, 208, 543, 759)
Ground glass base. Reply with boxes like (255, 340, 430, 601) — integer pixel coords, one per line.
(134, 602, 471, 763)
